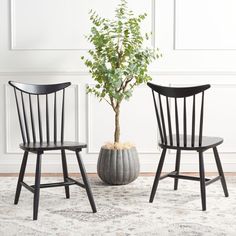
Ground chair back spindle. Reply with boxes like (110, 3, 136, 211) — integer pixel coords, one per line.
(9, 81, 71, 145)
(183, 97, 187, 146)
(21, 92, 30, 143)
(37, 95, 43, 143)
(152, 90, 164, 144)
(158, 94, 167, 144)
(46, 94, 50, 143)
(175, 98, 180, 146)
(61, 89, 65, 143)
(199, 91, 205, 146)
(147, 83, 210, 147)
(166, 97, 173, 145)
(14, 88, 26, 144)
(29, 94, 36, 143)
(191, 95, 196, 147)
(54, 92, 57, 143)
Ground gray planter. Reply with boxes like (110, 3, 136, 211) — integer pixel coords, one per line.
(97, 147, 140, 185)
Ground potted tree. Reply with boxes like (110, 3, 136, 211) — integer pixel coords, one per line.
(82, 0, 161, 185)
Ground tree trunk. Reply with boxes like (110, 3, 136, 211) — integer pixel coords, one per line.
(114, 104, 120, 143)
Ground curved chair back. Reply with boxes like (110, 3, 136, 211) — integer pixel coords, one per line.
(9, 81, 71, 144)
(147, 82, 210, 147)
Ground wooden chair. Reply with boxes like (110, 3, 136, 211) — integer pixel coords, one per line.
(9, 81, 96, 220)
(147, 82, 229, 211)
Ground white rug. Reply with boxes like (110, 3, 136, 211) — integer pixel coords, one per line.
(0, 176, 235, 236)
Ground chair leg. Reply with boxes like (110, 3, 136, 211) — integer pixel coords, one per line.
(213, 147, 229, 197)
(75, 150, 97, 213)
(33, 152, 42, 220)
(199, 151, 206, 211)
(174, 149, 181, 190)
(14, 151, 28, 204)
(61, 150, 70, 199)
(149, 148, 167, 203)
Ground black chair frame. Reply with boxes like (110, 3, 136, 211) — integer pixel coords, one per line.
(147, 82, 229, 211)
(9, 81, 96, 220)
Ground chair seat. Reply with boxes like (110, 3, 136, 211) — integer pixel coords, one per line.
(159, 135, 223, 151)
(20, 141, 87, 152)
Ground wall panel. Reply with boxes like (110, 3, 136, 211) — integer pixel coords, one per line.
(11, 0, 153, 50)
(175, 0, 236, 50)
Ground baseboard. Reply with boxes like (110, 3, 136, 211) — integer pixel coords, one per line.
(0, 172, 235, 177)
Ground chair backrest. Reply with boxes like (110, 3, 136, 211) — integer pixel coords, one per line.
(147, 82, 210, 147)
(9, 81, 71, 144)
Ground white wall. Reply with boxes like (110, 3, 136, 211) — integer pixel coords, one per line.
(1, 0, 236, 173)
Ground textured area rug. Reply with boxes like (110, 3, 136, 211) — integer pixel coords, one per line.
(0, 176, 236, 236)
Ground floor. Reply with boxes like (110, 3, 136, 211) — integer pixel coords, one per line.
(0, 176, 235, 235)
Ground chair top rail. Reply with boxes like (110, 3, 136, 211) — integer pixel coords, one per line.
(147, 82, 210, 98)
(9, 81, 71, 95)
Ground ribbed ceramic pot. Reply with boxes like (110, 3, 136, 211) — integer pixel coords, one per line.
(97, 147, 140, 185)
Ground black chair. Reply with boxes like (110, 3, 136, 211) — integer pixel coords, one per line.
(147, 82, 228, 211)
(9, 81, 96, 220)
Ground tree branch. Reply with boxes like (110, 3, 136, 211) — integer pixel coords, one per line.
(122, 77, 133, 92)
(103, 97, 113, 107)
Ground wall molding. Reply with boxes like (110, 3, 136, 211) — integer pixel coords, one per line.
(173, 0, 236, 51)
(10, 0, 88, 51)
(151, 0, 156, 48)
(10, 0, 15, 50)
(10, 0, 156, 51)
(2, 70, 236, 76)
